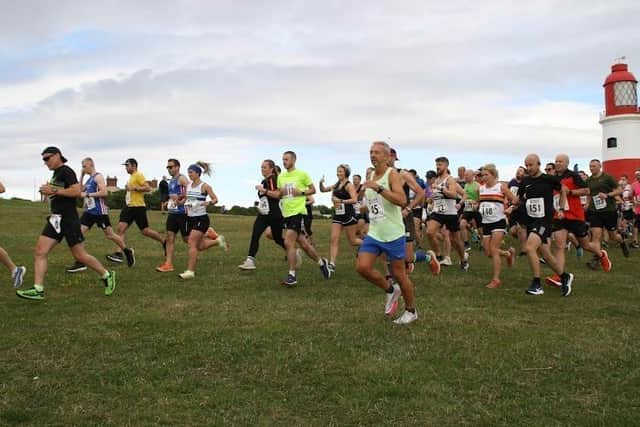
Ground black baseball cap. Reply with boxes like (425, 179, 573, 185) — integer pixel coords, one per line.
(426, 170, 436, 179)
(122, 158, 138, 167)
(41, 146, 67, 163)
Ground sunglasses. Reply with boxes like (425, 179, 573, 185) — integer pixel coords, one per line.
(42, 155, 53, 162)
(166, 165, 175, 170)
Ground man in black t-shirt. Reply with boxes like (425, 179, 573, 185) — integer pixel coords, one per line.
(16, 147, 116, 301)
(510, 154, 574, 297)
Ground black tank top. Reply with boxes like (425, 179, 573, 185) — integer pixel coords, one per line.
(332, 181, 355, 218)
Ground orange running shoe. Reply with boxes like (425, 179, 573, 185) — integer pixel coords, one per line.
(545, 274, 561, 288)
(599, 249, 612, 272)
(156, 263, 174, 273)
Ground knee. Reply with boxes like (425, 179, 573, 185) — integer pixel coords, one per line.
(356, 262, 370, 278)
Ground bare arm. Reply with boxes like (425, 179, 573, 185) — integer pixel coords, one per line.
(502, 183, 518, 205)
(362, 169, 407, 207)
(400, 171, 425, 210)
(84, 174, 109, 198)
(203, 184, 218, 206)
(0, 181, 5, 194)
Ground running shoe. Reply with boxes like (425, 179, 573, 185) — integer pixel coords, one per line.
(406, 262, 415, 274)
(319, 258, 332, 279)
(525, 281, 544, 296)
(384, 283, 402, 316)
(217, 235, 230, 252)
(328, 262, 336, 274)
(506, 247, 516, 268)
(179, 270, 195, 280)
(539, 257, 547, 265)
(16, 286, 44, 301)
(238, 257, 256, 270)
(106, 252, 124, 263)
(631, 241, 640, 249)
(65, 261, 87, 273)
(123, 247, 136, 267)
(486, 279, 501, 289)
(464, 241, 471, 252)
(440, 256, 453, 266)
(600, 249, 612, 272)
(393, 310, 418, 325)
(460, 252, 470, 271)
(601, 241, 609, 249)
(295, 248, 303, 268)
(156, 263, 174, 272)
(282, 274, 297, 287)
(561, 272, 573, 297)
(621, 241, 630, 258)
(206, 227, 219, 240)
(103, 271, 116, 296)
(12, 266, 26, 288)
(427, 250, 440, 276)
(545, 274, 562, 288)
(576, 246, 584, 257)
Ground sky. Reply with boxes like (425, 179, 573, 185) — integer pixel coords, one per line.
(1, 0, 639, 207)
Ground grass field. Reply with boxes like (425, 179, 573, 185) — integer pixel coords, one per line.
(1, 199, 639, 426)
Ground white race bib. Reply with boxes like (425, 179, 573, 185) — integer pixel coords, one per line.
(592, 196, 606, 210)
(367, 196, 385, 223)
(433, 199, 446, 213)
(480, 204, 495, 218)
(258, 196, 270, 215)
(510, 186, 519, 196)
(284, 183, 295, 199)
(125, 191, 131, 206)
(354, 201, 361, 213)
(85, 197, 96, 210)
(463, 199, 474, 212)
(49, 214, 62, 234)
(167, 199, 177, 210)
(526, 197, 545, 218)
(335, 203, 346, 215)
(553, 194, 569, 212)
(580, 195, 588, 206)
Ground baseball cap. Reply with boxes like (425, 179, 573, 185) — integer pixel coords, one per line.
(41, 146, 67, 163)
(390, 148, 399, 160)
(122, 158, 138, 167)
(426, 170, 436, 179)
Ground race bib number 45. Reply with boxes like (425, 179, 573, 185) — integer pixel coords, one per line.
(526, 197, 545, 218)
(367, 197, 385, 222)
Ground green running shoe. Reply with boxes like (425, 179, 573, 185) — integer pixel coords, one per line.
(104, 271, 116, 296)
(17, 286, 44, 301)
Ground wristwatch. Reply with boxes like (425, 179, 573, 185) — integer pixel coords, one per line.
(376, 185, 384, 194)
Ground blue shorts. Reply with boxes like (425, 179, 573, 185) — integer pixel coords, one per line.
(359, 235, 406, 261)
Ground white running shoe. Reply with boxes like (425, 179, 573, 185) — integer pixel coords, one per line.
(384, 284, 402, 316)
(393, 310, 418, 325)
(295, 248, 303, 268)
(238, 258, 256, 270)
(441, 256, 453, 266)
(179, 270, 195, 280)
(218, 235, 229, 252)
(12, 266, 26, 288)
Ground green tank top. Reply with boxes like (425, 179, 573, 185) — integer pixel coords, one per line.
(365, 167, 405, 242)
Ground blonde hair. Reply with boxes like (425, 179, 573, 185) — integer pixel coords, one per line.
(483, 163, 498, 179)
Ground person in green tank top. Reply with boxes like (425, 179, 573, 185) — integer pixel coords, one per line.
(459, 169, 482, 250)
(356, 141, 418, 325)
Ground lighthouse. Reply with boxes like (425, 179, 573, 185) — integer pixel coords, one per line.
(599, 60, 640, 180)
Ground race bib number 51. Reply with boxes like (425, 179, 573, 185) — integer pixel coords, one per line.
(526, 197, 545, 218)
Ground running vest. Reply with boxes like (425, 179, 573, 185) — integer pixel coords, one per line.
(432, 176, 458, 215)
(332, 181, 355, 217)
(186, 181, 207, 217)
(463, 181, 480, 212)
(479, 183, 505, 224)
(168, 175, 187, 215)
(622, 184, 633, 211)
(84, 173, 108, 216)
(365, 167, 404, 242)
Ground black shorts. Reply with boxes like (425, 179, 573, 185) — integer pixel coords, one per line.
(80, 212, 111, 230)
(552, 219, 589, 238)
(333, 214, 357, 227)
(160, 193, 169, 203)
(119, 206, 149, 230)
(42, 214, 84, 247)
(587, 211, 618, 231)
(509, 208, 527, 227)
(412, 207, 424, 221)
(462, 211, 482, 227)
(622, 209, 634, 221)
(166, 213, 189, 237)
(403, 214, 415, 242)
(636, 214, 640, 229)
(527, 220, 553, 244)
(284, 214, 307, 234)
(357, 213, 370, 224)
(482, 219, 507, 236)
(186, 215, 210, 234)
(429, 213, 460, 232)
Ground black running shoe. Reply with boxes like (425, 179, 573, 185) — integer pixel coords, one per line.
(66, 261, 87, 273)
(124, 247, 136, 267)
(319, 258, 332, 279)
(561, 273, 573, 297)
(106, 252, 124, 263)
(525, 281, 544, 296)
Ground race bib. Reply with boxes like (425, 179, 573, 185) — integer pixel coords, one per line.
(258, 196, 270, 215)
(526, 197, 545, 218)
(433, 199, 446, 213)
(125, 191, 131, 206)
(510, 186, 519, 196)
(580, 195, 588, 206)
(367, 196, 385, 223)
(463, 200, 474, 212)
(167, 199, 177, 210)
(335, 203, 346, 215)
(553, 194, 569, 212)
(592, 196, 606, 210)
(353, 201, 361, 213)
(480, 204, 495, 218)
(284, 183, 295, 199)
(49, 214, 62, 234)
(85, 196, 96, 210)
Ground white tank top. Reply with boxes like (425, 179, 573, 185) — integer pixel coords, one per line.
(479, 183, 505, 223)
(186, 181, 208, 217)
(432, 177, 458, 215)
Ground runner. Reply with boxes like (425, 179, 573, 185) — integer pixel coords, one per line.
(459, 169, 482, 251)
(65, 157, 135, 273)
(545, 163, 556, 175)
(545, 154, 612, 287)
(620, 175, 635, 240)
(158, 176, 169, 214)
(426, 157, 469, 270)
(319, 164, 362, 274)
(277, 151, 331, 286)
(352, 174, 369, 238)
(179, 162, 227, 279)
(585, 159, 629, 263)
(511, 154, 573, 297)
(17, 147, 116, 300)
(631, 169, 640, 248)
(238, 159, 287, 270)
(507, 166, 528, 256)
(107, 159, 165, 263)
(0, 180, 26, 288)
(356, 141, 418, 325)
(304, 195, 315, 247)
(408, 169, 426, 249)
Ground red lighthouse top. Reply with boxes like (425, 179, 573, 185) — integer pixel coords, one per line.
(603, 62, 639, 116)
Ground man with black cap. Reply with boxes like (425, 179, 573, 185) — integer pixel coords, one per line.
(16, 147, 116, 300)
(107, 158, 165, 263)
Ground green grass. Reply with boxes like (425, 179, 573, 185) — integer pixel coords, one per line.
(1, 199, 639, 426)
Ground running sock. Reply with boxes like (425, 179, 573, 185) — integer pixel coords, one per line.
(385, 285, 395, 294)
(414, 251, 427, 263)
(34, 284, 44, 292)
(533, 277, 541, 286)
(102, 272, 110, 279)
(289, 270, 296, 276)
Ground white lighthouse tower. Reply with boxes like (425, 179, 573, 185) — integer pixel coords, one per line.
(599, 60, 640, 179)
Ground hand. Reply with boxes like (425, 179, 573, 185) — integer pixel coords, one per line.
(557, 210, 565, 220)
(402, 207, 410, 218)
(39, 184, 55, 196)
(80, 192, 87, 198)
(255, 184, 265, 193)
(331, 196, 340, 204)
(598, 192, 607, 200)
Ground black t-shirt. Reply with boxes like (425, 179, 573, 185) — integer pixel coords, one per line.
(158, 179, 169, 195)
(49, 165, 79, 218)
(259, 174, 281, 216)
(517, 173, 561, 221)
